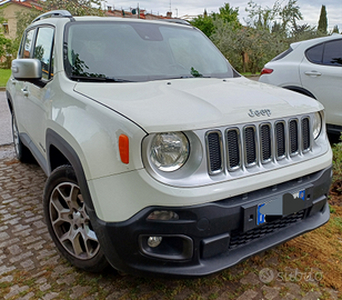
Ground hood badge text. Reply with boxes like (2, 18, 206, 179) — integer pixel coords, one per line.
(248, 109, 271, 118)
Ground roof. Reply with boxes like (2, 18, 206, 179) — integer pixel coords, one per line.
(0, 0, 42, 10)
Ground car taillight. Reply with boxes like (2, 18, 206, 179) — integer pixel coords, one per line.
(260, 68, 273, 76)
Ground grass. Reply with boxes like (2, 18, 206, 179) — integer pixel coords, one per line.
(0, 68, 11, 87)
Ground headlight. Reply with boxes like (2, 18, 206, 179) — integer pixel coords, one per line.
(312, 111, 322, 140)
(150, 132, 189, 172)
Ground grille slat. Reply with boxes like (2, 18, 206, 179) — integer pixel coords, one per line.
(302, 118, 310, 151)
(206, 117, 312, 175)
(289, 120, 299, 155)
(227, 129, 240, 170)
(244, 127, 257, 166)
(275, 122, 286, 158)
(260, 124, 272, 162)
(207, 132, 223, 174)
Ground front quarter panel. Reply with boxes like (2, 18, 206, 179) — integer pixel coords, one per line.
(46, 75, 147, 181)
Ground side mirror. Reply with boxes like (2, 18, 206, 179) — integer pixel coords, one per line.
(11, 59, 42, 81)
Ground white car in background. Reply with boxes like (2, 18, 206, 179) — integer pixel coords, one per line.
(259, 34, 342, 135)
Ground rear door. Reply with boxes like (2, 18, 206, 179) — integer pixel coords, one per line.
(300, 39, 342, 126)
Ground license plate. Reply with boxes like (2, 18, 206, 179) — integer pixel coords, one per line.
(257, 203, 266, 225)
(257, 189, 306, 226)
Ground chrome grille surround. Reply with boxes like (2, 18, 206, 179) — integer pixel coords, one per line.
(206, 115, 313, 176)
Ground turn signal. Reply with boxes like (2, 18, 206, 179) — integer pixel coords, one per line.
(119, 134, 129, 164)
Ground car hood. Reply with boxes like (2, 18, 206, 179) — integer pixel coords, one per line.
(74, 77, 323, 133)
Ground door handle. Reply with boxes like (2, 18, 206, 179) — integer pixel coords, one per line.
(10, 78, 17, 85)
(21, 87, 29, 97)
(304, 71, 322, 77)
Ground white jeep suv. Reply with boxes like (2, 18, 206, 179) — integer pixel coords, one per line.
(6, 10, 332, 277)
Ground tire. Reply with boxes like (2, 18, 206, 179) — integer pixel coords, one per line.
(11, 112, 33, 163)
(43, 165, 109, 272)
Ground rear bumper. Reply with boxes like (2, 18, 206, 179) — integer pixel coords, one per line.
(90, 166, 331, 277)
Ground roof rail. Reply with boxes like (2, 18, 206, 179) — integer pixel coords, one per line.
(161, 19, 191, 26)
(32, 10, 74, 23)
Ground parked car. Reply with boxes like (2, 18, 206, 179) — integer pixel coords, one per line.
(6, 10, 332, 277)
(259, 34, 342, 135)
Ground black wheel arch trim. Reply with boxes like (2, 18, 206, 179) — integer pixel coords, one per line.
(6, 91, 13, 113)
(46, 129, 95, 211)
(283, 86, 316, 99)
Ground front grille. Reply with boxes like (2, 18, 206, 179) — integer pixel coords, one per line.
(206, 117, 311, 175)
(229, 210, 305, 250)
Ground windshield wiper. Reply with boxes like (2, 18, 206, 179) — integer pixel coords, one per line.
(70, 75, 134, 82)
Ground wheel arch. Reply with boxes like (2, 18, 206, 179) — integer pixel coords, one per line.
(283, 86, 316, 99)
(46, 129, 95, 211)
(6, 91, 13, 113)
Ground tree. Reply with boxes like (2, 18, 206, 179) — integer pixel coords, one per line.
(332, 25, 340, 34)
(191, 3, 240, 38)
(246, 0, 302, 36)
(15, 0, 104, 49)
(245, 0, 281, 32)
(212, 3, 240, 27)
(0, 10, 16, 68)
(279, 0, 302, 33)
(190, 13, 215, 37)
(318, 5, 328, 34)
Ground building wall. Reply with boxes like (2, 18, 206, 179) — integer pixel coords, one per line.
(1, 2, 31, 39)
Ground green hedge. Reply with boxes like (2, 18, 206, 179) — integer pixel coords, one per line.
(0, 68, 11, 88)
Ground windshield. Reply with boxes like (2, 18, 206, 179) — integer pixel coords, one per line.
(64, 21, 236, 82)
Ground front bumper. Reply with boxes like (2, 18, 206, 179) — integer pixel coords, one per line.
(90, 166, 331, 277)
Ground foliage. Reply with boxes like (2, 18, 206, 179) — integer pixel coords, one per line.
(318, 5, 328, 34)
(191, 1, 330, 73)
(212, 3, 240, 28)
(245, 0, 302, 35)
(15, 0, 104, 57)
(190, 14, 215, 37)
(0, 9, 16, 68)
(40, 0, 103, 16)
(190, 3, 240, 38)
(332, 25, 340, 34)
(332, 135, 342, 185)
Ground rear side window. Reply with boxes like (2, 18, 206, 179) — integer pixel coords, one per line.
(306, 39, 342, 66)
(323, 40, 342, 66)
(271, 47, 293, 62)
(306, 43, 324, 64)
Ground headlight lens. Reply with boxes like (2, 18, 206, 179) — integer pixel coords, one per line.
(312, 111, 322, 140)
(150, 132, 189, 172)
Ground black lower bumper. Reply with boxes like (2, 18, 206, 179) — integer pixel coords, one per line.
(91, 166, 332, 277)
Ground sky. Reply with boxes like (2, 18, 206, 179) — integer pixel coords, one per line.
(106, 1, 342, 32)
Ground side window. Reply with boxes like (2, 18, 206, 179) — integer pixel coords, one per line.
(323, 40, 342, 66)
(23, 29, 35, 58)
(306, 43, 324, 64)
(33, 27, 54, 80)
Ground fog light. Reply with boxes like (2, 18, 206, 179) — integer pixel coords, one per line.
(147, 210, 179, 221)
(147, 236, 163, 248)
